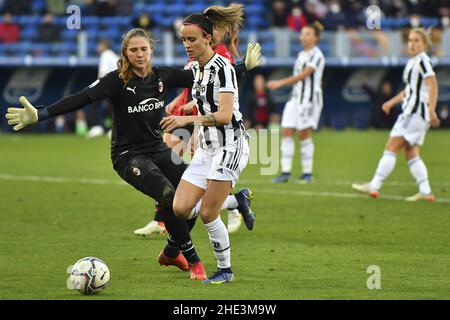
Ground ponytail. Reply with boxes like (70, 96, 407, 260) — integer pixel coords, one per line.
(203, 3, 244, 39)
(306, 21, 324, 40)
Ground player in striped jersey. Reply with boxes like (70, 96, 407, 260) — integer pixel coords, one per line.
(352, 28, 440, 202)
(134, 5, 245, 237)
(160, 6, 260, 284)
(268, 22, 325, 184)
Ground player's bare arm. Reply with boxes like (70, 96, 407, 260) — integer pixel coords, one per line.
(426, 76, 440, 128)
(160, 92, 234, 132)
(382, 90, 405, 114)
(267, 67, 315, 90)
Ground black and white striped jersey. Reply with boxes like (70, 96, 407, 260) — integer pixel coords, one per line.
(190, 53, 245, 150)
(291, 46, 325, 105)
(401, 52, 435, 121)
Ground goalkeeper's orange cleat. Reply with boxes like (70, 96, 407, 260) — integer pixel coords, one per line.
(157, 250, 189, 272)
(190, 261, 207, 281)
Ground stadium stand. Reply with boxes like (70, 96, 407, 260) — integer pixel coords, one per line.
(0, 1, 449, 132)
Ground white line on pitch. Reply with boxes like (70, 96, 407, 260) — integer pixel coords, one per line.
(0, 174, 126, 186)
(238, 179, 450, 187)
(255, 188, 450, 204)
(1, 173, 449, 204)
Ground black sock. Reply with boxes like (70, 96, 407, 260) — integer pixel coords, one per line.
(186, 216, 197, 232)
(163, 236, 179, 258)
(219, 267, 233, 273)
(180, 241, 200, 265)
(163, 244, 179, 258)
(154, 204, 164, 222)
(161, 207, 200, 265)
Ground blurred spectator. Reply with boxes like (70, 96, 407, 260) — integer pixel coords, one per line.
(343, 0, 365, 29)
(37, 13, 61, 43)
(3, 0, 32, 15)
(133, 12, 155, 32)
(380, 0, 408, 18)
(362, 79, 398, 128)
(304, 0, 324, 22)
(96, 0, 117, 16)
(430, 27, 444, 57)
(86, 39, 119, 138)
(46, 0, 67, 16)
(97, 39, 119, 78)
(441, 15, 450, 29)
(437, 104, 450, 128)
(172, 16, 184, 40)
(245, 74, 277, 130)
(409, 13, 422, 28)
(116, 0, 132, 16)
(269, 0, 289, 28)
(323, 0, 346, 30)
(0, 12, 20, 44)
(287, 5, 309, 32)
(79, 0, 98, 15)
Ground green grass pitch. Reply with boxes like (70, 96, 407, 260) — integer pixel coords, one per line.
(0, 129, 449, 299)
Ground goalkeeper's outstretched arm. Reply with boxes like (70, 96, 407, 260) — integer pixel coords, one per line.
(6, 90, 91, 131)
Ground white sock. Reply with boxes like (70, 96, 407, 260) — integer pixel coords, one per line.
(370, 151, 397, 191)
(300, 138, 314, 174)
(188, 195, 238, 219)
(188, 200, 202, 219)
(223, 195, 238, 209)
(204, 217, 231, 269)
(281, 137, 294, 173)
(408, 156, 432, 195)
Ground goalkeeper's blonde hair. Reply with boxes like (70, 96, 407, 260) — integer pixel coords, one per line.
(117, 28, 155, 87)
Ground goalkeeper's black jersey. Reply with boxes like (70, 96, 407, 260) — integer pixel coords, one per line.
(85, 68, 193, 157)
(40, 62, 246, 158)
(43, 67, 194, 158)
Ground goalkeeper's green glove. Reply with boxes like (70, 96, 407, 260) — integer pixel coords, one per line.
(5, 96, 38, 131)
(244, 43, 262, 71)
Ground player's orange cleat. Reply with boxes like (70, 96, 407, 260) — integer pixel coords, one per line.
(406, 193, 435, 202)
(369, 191, 379, 199)
(190, 261, 207, 280)
(157, 250, 189, 272)
(352, 183, 379, 199)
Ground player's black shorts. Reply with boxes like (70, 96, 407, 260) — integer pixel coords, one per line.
(112, 147, 187, 209)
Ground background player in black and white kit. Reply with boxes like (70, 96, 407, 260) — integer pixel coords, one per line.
(160, 7, 257, 284)
(268, 22, 325, 184)
(352, 28, 440, 202)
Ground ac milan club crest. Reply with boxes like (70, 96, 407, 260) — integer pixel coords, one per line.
(158, 81, 164, 93)
(132, 167, 141, 176)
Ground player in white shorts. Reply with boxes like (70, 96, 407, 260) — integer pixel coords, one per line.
(160, 5, 258, 284)
(267, 22, 325, 184)
(352, 28, 440, 202)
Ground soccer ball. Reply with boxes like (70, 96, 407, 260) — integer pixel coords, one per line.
(66, 257, 110, 295)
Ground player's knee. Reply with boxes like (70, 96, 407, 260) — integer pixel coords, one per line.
(199, 206, 219, 224)
(282, 128, 294, 137)
(172, 198, 191, 219)
(299, 129, 311, 140)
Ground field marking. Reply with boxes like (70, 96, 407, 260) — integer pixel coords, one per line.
(239, 179, 450, 187)
(0, 173, 127, 186)
(1, 173, 449, 204)
(256, 188, 450, 204)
